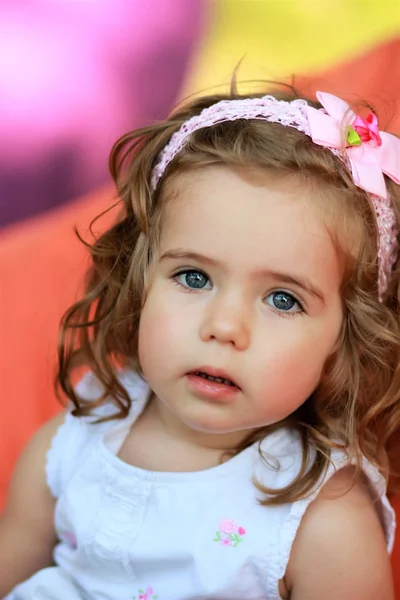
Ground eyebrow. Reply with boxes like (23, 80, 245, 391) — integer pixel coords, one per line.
(160, 249, 325, 304)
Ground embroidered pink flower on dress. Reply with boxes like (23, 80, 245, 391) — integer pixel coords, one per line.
(214, 520, 246, 547)
(219, 519, 237, 534)
(134, 587, 158, 600)
(220, 538, 232, 546)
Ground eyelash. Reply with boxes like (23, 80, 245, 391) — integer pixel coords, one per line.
(171, 268, 305, 316)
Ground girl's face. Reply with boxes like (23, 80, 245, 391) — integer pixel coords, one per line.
(138, 166, 343, 444)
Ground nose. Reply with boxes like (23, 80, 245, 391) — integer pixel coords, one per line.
(199, 292, 251, 350)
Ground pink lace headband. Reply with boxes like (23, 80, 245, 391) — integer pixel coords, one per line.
(151, 91, 400, 298)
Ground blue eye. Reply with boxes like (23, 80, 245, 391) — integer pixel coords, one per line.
(175, 270, 211, 290)
(266, 291, 302, 313)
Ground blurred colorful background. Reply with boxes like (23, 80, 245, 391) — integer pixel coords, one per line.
(1, 0, 400, 590)
(2, 0, 400, 229)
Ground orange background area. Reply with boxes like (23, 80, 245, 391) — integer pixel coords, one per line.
(0, 187, 116, 508)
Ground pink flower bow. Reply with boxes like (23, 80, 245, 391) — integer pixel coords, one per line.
(352, 113, 381, 145)
(306, 92, 400, 199)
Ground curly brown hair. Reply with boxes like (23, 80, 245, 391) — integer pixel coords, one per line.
(56, 85, 400, 504)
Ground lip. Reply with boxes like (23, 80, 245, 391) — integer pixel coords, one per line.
(188, 365, 241, 389)
(188, 365, 240, 390)
(186, 372, 240, 402)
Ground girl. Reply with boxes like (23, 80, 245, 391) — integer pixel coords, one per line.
(1, 87, 400, 600)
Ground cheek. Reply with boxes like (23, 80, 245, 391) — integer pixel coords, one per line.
(253, 318, 341, 397)
(249, 346, 324, 425)
(138, 289, 188, 373)
(255, 343, 322, 399)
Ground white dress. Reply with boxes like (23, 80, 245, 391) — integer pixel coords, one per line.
(7, 371, 395, 600)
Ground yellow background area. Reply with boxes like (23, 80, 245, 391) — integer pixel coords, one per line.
(185, 0, 400, 95)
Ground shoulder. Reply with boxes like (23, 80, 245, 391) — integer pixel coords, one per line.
(13, 409, 67, 485)
(285, 468, 394, 600)
(15, 409, 67, 493)
(3, 409, 67, 521)
(0, 411, 68, 591)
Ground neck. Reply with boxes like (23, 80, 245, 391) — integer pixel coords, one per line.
(146, 394, 256, 452)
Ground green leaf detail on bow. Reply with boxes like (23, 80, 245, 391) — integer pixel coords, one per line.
(346, 125, 362, 146)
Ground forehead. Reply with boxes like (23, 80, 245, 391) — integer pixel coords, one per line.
(160, 166, 341, 288)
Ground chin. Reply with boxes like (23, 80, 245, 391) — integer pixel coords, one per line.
(182, 415, 244, 435)
(185, 419, 227, 434)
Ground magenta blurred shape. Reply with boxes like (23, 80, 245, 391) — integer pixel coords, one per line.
(0, 0, 207, 227)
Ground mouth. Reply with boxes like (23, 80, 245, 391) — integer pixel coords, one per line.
(187, 367, 240, 390)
